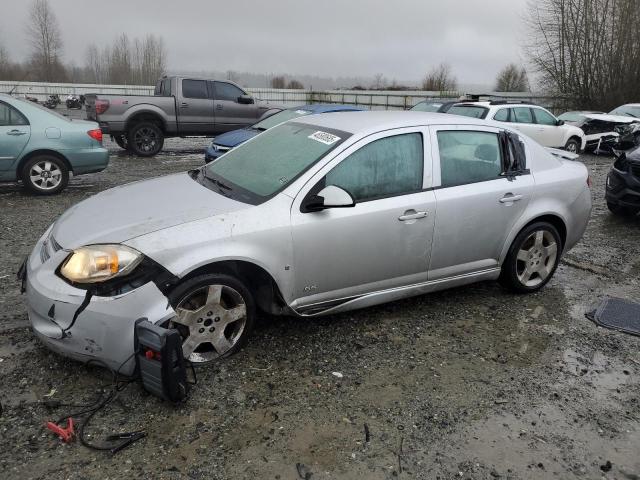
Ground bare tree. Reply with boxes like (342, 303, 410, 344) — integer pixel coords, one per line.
(25, 0, 64, 81)
(371, 73, 386, 90)
(525, 0, 640, 110)
(495, 64, 529, 92)
(270, 75, 286, 88)
(287, 79, 304, 89)
(422, 63, 457, 92)
(108, 34, 132, 84)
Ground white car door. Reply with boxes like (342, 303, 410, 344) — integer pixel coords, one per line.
(428, 125, 534, 279)
(531, 107, 566, 148)
(510, 107, 543, 143)
(290, 128, 436, 309)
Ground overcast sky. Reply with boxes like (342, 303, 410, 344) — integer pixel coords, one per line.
(0, 0, 530, 86)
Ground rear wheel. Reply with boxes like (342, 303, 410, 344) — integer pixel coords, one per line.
(607, 201, 639, 216)
(113, 134, 129, 150)
(127, 122, 164, 157)
(167, 274, 255, 364)
(564, 138, 580, 154)
(500, 222, 562, 293)
(21, 155, 69, 195)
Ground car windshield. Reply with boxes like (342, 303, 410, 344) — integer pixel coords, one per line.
(558, 112, 586, 122)
(447, 105, 488, 119)
(252, 108, 313, 131)
(203, 122, 350, 203)
(610, 106, 640, 118)
(411, 102, 442, 112)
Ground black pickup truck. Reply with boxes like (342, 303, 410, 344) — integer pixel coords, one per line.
(85, 76, 281, 156)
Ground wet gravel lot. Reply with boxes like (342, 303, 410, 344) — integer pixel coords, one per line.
(1, 125, 639, 479)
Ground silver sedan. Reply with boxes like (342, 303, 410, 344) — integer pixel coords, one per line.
(24, 111, 592, 374)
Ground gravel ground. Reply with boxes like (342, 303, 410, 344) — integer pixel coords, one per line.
(0, 123, 639, 479)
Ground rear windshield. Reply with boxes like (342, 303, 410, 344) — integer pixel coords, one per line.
(447, 105, 489, 119)
(252, 108, 312, 130)
(14, 97, 70, 121)
(205, 122, 350, 202)
(610, 106, 640, 118)
(411, 102, 442, 112)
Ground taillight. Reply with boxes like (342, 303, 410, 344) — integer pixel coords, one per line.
(94, 99, 109, 114)
(87, 129, 103, 143)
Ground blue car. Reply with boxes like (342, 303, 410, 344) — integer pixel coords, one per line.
(204, 104, 363, 162)
(0, 94, 108, 194)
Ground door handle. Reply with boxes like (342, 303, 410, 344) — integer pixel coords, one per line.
(398, 211, 428, 221)
(180, 102, 188, 108)
(500, 193, 523, 203)
(7, 130, 27, 136)
(216, 104, 223, 110)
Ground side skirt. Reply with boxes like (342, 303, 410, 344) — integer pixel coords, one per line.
(292, 268, 501, 317)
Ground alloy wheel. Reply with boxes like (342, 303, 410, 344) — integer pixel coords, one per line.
(171, 284, 247, 363)
(29, 161, 62, 191)
(515, 230, 558, 287)
(133, 127, 159, 154)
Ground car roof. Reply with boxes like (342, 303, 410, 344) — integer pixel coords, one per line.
(294, 110, 500, 134)
(289, 104, 363, 113)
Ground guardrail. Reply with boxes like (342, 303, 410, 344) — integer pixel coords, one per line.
(0, 80, 569, 112)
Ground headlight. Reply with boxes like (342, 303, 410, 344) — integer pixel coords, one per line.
(60, 244, 143, 284)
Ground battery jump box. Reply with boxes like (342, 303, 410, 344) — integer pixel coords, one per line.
(134, 319, 189, 402)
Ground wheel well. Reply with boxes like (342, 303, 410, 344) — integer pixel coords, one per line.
(180, 260, 286, 315)
(17, 149, 73, 176)
(522, 214, 567, 248)
(568, 135, 582, 145)
(126, 113, 166, 133)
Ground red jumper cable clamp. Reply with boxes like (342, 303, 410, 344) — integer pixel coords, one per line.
(46, 418, 75, 443)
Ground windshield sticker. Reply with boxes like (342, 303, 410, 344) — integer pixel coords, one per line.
(308, 131, 341, 145)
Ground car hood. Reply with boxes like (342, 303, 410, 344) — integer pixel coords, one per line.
(213, 128, 259, 148)
(52, 172, 247, 249)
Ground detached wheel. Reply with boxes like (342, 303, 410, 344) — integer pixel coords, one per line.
(500, 222, 562, 293)
(127, 122, 164, 157)
(168, 274, 255, 364)
(113, 134, 129, 150)
(21, 155, 69, 195)
(607, 201, 639, 216)
(564, 138, 580, 154)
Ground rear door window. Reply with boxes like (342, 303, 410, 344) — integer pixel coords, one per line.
(182, 79, 209, 99)
(437, 130, 503, 187)
(493, 108, 510, 122)
(0, 102, 29, 126)
(512, 107, 534, 124)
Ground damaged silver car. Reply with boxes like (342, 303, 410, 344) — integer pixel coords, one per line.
(23, 111, 592, 374)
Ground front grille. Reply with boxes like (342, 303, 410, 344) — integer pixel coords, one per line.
(40, 242, 50, 263)
(39, 234, 63, 263)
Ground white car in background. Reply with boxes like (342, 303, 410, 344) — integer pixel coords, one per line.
(448, 101, 587, 153)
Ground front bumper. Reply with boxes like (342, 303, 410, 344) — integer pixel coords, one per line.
(25, 232, 176, 375)
(606, 167, 640, 208)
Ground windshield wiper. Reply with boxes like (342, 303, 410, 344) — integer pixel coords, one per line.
(201, 168, 233, 191)
(253, 126, 267, 132)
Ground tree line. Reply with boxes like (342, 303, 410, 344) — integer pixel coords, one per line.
(0, 0, 166, 85)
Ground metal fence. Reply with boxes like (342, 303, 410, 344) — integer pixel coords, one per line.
(0, 80, 570, 113)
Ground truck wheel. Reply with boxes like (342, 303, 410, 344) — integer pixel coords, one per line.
(113, 134, 129, 151)
(127, 122, 164, 157)
(21, 155, 69, 195)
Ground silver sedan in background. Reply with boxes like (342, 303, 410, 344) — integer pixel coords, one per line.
(23, 111, 592, 374)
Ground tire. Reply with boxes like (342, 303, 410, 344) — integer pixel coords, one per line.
(113, 134, 129, 150)
(564, 138, 580, 154)
(21, 155, 69, 195)
(167, 274, 255, 364)
(499, 222, 562, 293)
(127, 122, 164, 157)
(607, 201, 639, 217)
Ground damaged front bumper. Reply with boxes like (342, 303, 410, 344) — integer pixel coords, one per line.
(25, 233, 176, 376)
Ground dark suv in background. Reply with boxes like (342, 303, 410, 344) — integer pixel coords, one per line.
(606, 145, 640, 216)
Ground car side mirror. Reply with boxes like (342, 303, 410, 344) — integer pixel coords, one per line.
(237, 95, 254, 104)
(303, 185, 355, 212)
(556, 119, 565, 126)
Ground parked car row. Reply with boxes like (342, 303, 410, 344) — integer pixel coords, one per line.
(411, 99, 640, 155)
